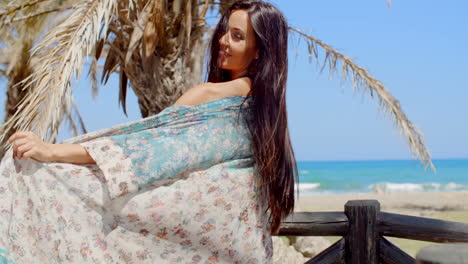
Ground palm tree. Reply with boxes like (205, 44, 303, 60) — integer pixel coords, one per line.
(0, 0, 436, 172)
(0, 0, 86, 158)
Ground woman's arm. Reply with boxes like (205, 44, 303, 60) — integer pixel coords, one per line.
(7, 131, 96, 164)
(50, 143, 96, 164)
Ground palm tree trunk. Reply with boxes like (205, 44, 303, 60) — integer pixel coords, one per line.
(115, 0, 209, 117)
(126, 28, 206, 117)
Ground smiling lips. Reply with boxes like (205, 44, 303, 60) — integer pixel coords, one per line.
(219, 50, 231, 57)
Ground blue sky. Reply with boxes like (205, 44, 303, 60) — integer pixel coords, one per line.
(1, 0, 467, 162)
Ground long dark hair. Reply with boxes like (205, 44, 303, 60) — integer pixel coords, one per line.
(206, 0, 299, 235)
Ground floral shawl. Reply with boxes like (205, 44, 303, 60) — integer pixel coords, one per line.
(0, 96, 273, 264)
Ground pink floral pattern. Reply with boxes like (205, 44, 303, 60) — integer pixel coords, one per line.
(0, 96, 273, 263)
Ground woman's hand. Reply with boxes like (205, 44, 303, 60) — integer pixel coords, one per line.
(7, 131, 54, 162)
(6, 131, 96, 164)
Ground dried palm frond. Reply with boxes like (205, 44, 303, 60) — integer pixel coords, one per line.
(125, 0, 153, 66)
(0, 0, 118, 146)
(184, 0, 192, 51)
(99, 0, 207, 117)
(88, 55, 100, 99)
(0, 0, 51, 16)
(51, 103, 88, 143)
(0, 0, 76, 76)
(0, 0, 54, 28)
(2, 7, 66, 24)
(288, 26, 435, 173)
(0, 0, 81, 160)
(143, 0, 166, 61)
(0, 38, 34, 156)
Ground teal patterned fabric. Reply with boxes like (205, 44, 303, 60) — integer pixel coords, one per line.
(0, 96, 273, 263)
(109, 97, 255, 193)
(0, 248, 11, 264)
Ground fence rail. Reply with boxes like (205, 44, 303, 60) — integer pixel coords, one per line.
(276, 199, 468, 264)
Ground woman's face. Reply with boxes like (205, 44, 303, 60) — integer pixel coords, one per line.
(218, 9, 259, 80)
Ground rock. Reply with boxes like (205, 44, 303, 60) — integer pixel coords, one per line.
(272, 236, 308, 264)
(291, 236, 332, 258)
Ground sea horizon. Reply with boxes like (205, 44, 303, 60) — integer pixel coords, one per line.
(297, 157, 468, 162)
(295, 158, 468, 195)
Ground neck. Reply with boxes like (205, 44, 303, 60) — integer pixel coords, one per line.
(230, 69, 248, 80)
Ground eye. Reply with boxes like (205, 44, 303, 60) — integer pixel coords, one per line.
(232, 32, 243, 40)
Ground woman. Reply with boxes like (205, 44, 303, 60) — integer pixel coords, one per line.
(1, 0, 298, 263)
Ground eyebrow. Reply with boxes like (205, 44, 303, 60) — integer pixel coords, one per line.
(229, 26, 245, 34)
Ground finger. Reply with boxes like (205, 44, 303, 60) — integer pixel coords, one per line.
(13, 142, 19, 158)
(17, 143, 33, 159)
(7, 132, 29, 144)
(17, 144, 32, 159)
(13, 139, 31, 158)
(22, 149, 36, 161)
(7, 133, 18, 144)
(15, 131, 33, 140)
(13, 138, 30, 148)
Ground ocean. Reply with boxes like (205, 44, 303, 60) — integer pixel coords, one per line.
(296, 159, 468, 194)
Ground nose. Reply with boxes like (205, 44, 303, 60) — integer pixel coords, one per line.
(219, 31, 230, 49)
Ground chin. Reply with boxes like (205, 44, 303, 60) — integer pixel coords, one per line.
(218, 58, 233, 70)
(218, 64, 231, 71)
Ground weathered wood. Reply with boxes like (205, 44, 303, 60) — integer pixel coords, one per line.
(344, 200, 380, 264)
(415, 243, 468, 264)
(379, 236, 415, 264)
(273, 199, 468, 263)
(278, 212, 348, 236)
(379, 212, 468, 243)
(305, 237, 346, 264)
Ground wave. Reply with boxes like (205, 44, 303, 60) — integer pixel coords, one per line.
(368, 182, 467, 192)
(295, 183, 320, 192)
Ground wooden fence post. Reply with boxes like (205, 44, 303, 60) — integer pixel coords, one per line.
(344, 200, 380, 264)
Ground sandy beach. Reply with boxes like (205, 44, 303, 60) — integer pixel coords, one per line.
(294, 191, 468, 257)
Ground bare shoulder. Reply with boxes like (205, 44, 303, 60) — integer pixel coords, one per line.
(172, 77, 252, 106)
(210, 77, 252, 97)
(172, 83, 212, 106)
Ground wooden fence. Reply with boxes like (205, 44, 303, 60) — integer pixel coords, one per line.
(277, 199, 468, 264)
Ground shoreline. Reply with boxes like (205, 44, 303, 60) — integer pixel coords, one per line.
(295, 190, 468, 216)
